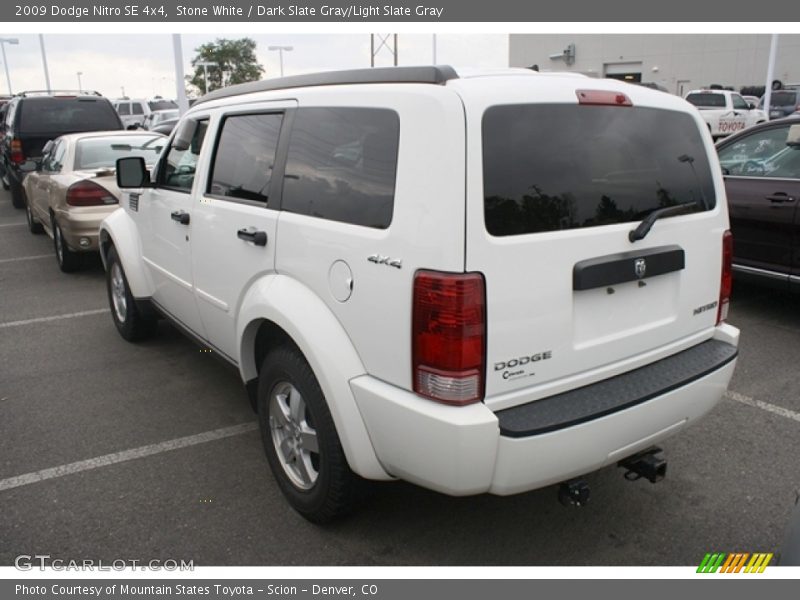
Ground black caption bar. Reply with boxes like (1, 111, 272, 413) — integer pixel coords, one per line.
(5, 0, 800, 21)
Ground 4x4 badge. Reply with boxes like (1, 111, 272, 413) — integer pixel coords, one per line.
(634, 258, 647, 279)
(367, 254, 402, 269)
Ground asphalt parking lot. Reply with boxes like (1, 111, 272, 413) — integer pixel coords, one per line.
(1, 187, 798, 567)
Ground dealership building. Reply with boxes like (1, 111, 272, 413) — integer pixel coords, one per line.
(509, 34, 800, 96)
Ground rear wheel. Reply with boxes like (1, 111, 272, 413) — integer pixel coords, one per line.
(52, 217, 82, 272)
(105, 245, 158, 341)
(258, 345, 362, 523)
(25, 192, 44, 234)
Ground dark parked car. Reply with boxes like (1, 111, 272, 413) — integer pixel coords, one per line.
(759, 89, 800, 120)
(716, 116, 800, 291)
(1, 91, 123, 208)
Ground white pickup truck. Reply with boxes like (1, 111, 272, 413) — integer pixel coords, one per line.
(685, 89, 766, 138)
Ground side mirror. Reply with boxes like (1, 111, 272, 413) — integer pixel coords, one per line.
(126, 123, 141, 131)
(19, 160, 38, 173)
(172, 118, 197, 152)
(116, 156, 150, 188)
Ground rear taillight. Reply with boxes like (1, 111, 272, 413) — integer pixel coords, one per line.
(10, 138, 24, 164)
(718, 230, 733, 324)
(66, 180, 118, 207)
(576, 89, 633, 107)
(412, 271, 485, 406)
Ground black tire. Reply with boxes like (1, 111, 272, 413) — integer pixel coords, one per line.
(105, 245, 158, 342)
(52, 217, 82, 272)
(10, 177, 25, 209)
(258, 345, 362, 523)
(24, 192, 44, 234)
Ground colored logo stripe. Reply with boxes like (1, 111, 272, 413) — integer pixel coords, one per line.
(697, 552, 772, 573)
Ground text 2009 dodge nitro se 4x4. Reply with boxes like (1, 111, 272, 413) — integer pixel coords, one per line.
(101, 67, 739, 522)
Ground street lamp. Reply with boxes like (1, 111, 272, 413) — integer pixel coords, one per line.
(76, 71, 83, 92)
(0, 37, 19, 95)
(196, 60, 217, 94)
(268, 45, 293, 77)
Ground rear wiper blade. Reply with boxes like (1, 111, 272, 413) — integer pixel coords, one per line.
(628, 201, 698, 243)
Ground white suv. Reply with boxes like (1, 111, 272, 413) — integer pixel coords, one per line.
(102, 66, 739, 522)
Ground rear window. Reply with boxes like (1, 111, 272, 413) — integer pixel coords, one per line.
(765, 91, 798, 107)
(685, 93, 726, 108)
(148, 99, 178, 111)
(483, 104, 716, 237)
(75, 135, 165, 169)
(19, 98, 122, 134)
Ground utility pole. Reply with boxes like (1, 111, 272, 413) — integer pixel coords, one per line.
(370, 34, 398, 67)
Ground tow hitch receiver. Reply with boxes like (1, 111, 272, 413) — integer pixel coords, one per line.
(558, 478, 591, 507)
(619, 447, 667, 483)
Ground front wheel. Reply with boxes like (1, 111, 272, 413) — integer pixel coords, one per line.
(258, 346, 362, 523)
(105, 245, 157, 341)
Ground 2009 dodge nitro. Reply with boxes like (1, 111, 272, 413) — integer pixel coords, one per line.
(102, 66, 739, 522)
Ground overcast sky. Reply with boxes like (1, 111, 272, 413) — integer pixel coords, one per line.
(0, 34, 508, 98)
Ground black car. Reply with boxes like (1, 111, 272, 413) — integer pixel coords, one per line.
(716, 116, 800, 291)
(0, 91, 123, 208)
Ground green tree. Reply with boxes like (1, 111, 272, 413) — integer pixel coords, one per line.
(187, 38, 265, 95)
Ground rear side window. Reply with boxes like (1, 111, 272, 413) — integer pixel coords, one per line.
(281, 107, 399, 229)
(685, 93, 726, 108)
(117, 103, 131, 116)
(18, 98, 122, 134)
(208, 113, 283, 205)
(132, 103, 144, 115)
(483, 104, 716, 236)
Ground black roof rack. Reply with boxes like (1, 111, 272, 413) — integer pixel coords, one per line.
(17, 90, 103, 98)
(194, 65, 459, 106)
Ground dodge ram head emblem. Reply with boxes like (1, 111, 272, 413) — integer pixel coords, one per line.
(634, 258, 647, 279)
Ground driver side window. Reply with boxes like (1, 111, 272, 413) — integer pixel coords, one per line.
(718, 125, 794, 178)
(156, 120, 208, 192)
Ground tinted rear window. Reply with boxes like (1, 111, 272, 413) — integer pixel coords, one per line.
(19, 98, 121, 134)
(685, 93, 726, 108)
(767, 91, 798, 107)
(483, 104, 715, 236)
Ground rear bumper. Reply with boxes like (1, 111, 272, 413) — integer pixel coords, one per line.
(351, 324, 739, 496)
(55, 206, 119, 252)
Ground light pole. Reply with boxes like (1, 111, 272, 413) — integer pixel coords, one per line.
(39, 34, 51, 93)
(76, 71, 83, 92)
(0, 37, 19, 95)
(196, 60, 217, 94)
(268, 45, 293, 77)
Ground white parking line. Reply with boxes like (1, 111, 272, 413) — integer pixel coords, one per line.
(725, 390, 800, 424)
(0, 254, 51, 264)
(0, 222, 26, 227)
(0, 422, 259, 493)
(0, 308, 109, 329)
